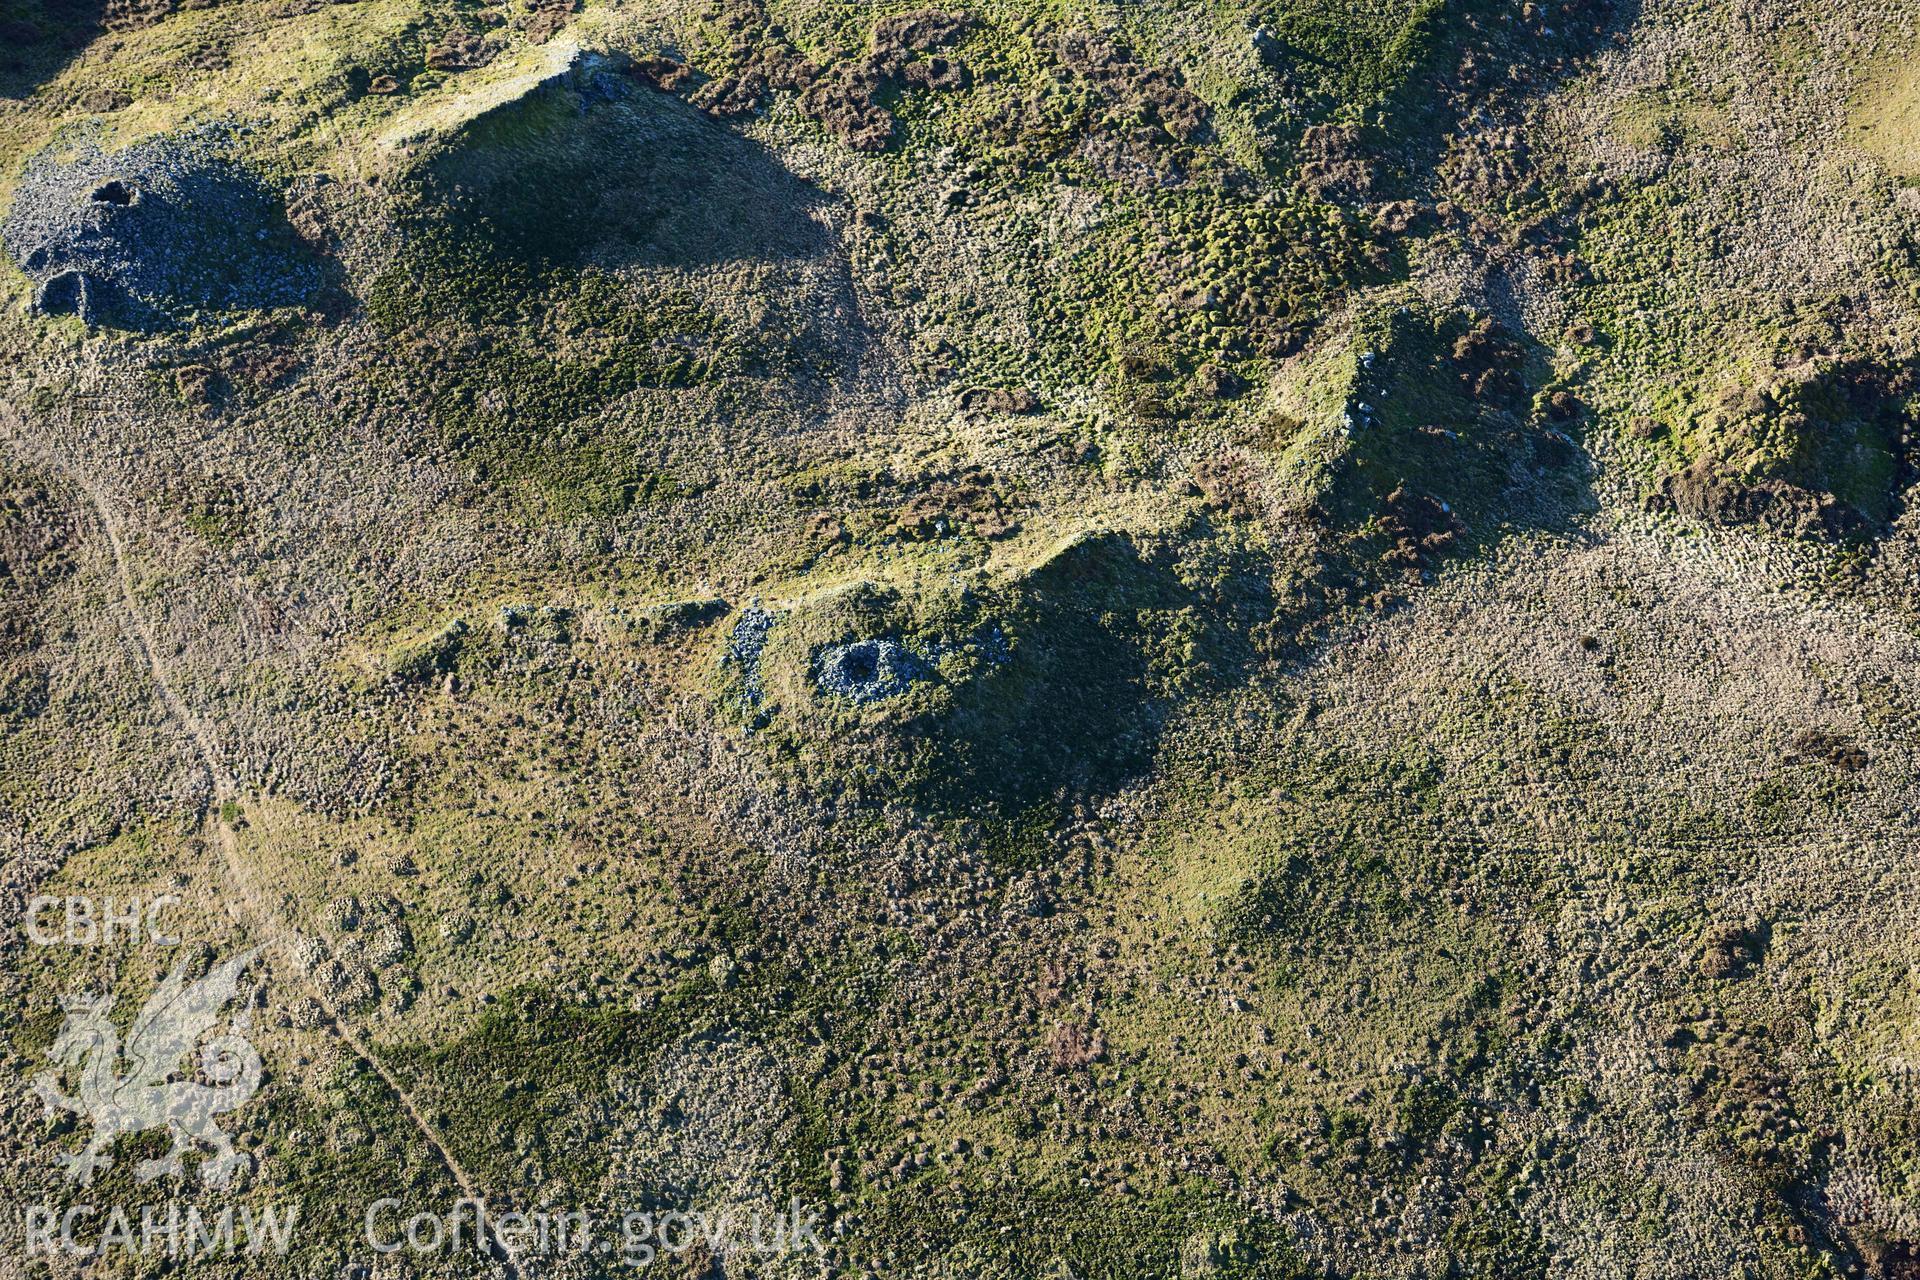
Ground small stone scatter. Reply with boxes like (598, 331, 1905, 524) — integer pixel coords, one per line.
(814, 638, 928, 703)
(1, 129, 321, 329)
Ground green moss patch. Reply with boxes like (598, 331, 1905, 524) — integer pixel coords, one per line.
(1658, 358, 1915, 540)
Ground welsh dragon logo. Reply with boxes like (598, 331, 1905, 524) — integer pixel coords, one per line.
(33, 948, 265, 1188)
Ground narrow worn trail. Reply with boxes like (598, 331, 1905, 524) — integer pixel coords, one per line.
(0, 399, 526, 1280)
